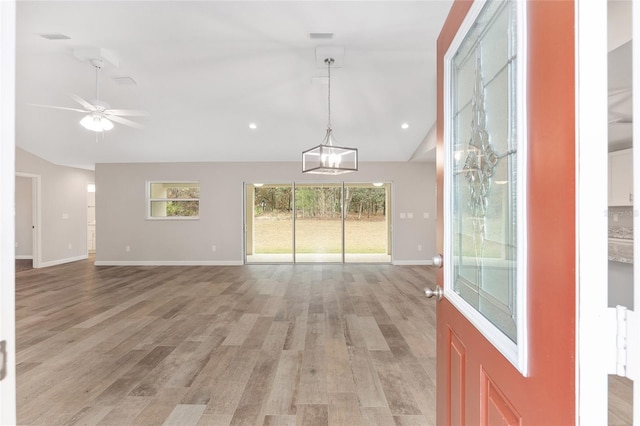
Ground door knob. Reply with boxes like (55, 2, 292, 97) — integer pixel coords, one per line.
(424, 286, 443, 301)
(432, 254, 443, 268)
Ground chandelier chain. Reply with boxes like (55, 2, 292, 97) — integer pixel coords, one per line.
(326, 58, 333, 130)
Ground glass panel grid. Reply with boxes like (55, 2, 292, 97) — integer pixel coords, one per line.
(148, 182, 200, 219)
(450, 0, 518, 343)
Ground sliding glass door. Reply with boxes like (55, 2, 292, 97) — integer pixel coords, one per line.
(344, 183, 391, 263)
(245, 182, 391, 264)
(294, 184, 343, 263)
(245, 184, 293, 263)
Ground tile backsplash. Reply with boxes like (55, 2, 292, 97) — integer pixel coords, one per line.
(609, 206, 634, 239)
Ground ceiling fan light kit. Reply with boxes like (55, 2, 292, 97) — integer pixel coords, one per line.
(80, 114, 114, 132)
(30, 48, 148, 134)
(302, 54, 358, 175)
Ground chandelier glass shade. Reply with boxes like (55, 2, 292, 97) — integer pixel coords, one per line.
(302, 128, 358, 175)
(302, 57, 358, 175)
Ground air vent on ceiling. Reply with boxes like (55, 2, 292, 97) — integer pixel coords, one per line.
(39, 33, 71, 40)
(309, 33, 334, 40)
(113, 77, 137, 86)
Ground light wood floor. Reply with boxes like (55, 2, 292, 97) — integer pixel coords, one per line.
(16, 260, 438, 425)
(17, 259, 634, 425)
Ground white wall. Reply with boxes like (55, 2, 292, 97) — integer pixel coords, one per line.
(16, 148, 95, 267)
(15, 176, 32, 258)
(95, 161, 437, 265)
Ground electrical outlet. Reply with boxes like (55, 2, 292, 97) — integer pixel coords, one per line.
(418, 244, 423, 251)
(15, 242, 18, 248)
(400, 213, 406, 219)
(62, 213, 69, 220)
(407, 212, 414, 219)
(125, 245, 131, 252)
(211, 245, 217, 252)
(424, 212, 430, 219)
(68, 243, 72, 249)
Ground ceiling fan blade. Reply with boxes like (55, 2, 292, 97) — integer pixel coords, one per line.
(70, 94, 96, 111)
(28, 103, 88, 113)
(105, 114, 145, 129)
(104, 109, 149, 117)
(608, 87, 632, 97)
(609, 112, 633, 124)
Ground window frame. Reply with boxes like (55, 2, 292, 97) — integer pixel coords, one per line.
(146, 181, 200, 220)
(443, 0, 529, 375)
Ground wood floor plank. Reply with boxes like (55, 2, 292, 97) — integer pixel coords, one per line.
(263, 350, 302, 415)
(328, 392, 363, 425)
(295, 404, 328, 426)
(64, 406, 114, 426)
(348, 347, 388, 408)
(261, 320, 290, 355)
(228, 351, 280, 426)
(132, 387, 189, 425)
(200, 349, 261, 417)
(263, 414, 297, 426)
(222, 313, 259, 346)
(393, 415, 430, 426)
(96, 395, 152, 425)
(358, 316, 391, 351)
(180, 345, 241, 405)
(297, 344, 328, 405)
(325, 339, 356, 394)
(162, 404, 207, 426)
(370, 351, 422, 416)
(360, 407, 396, 426)
(282, 316, 307, 351)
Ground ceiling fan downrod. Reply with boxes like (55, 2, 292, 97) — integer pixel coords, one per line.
(90, 58, 104, 102)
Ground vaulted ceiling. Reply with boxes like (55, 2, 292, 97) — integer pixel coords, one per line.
(16, 1, 453, 170)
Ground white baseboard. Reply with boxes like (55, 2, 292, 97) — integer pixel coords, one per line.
(392, 260, 433, 266)
(15, 255, 33, 260)
(38, 255, 88, 268)
(93, 260, 244, 266)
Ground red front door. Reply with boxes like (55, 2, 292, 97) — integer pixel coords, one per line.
(435, 1, 576, 424)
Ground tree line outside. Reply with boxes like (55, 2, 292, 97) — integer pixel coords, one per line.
(164, 186, 200, 217)
(254, 186, 386, 220)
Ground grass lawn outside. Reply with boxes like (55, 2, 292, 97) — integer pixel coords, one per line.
(254, 217, 388, 254)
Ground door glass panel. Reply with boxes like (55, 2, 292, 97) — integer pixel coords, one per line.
(450, 0, 518, 342)
(295, 184, 343, 263)
(246, 184, 293, 263)
(344, 184, 391, 263)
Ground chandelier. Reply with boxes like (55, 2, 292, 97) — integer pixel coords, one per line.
(302, 58, 358, 175)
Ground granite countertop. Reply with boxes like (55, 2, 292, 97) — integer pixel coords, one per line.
(609, 227, 633, 263)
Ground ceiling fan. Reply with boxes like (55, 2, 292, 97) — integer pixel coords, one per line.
(608, 87, 633, 125)
(31, 58, 148, 132)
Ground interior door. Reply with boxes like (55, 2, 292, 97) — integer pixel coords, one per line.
(0, 0, 17, 423)
(434, 1, 576, 424)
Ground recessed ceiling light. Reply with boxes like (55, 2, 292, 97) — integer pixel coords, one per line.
(249, 123, 257, 130)
(401, 123, 410, 129)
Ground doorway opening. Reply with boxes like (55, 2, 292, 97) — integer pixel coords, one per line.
(245, 182, 391, 264)
(87, 183, 96, 256)
(15, 173, 40, 270)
